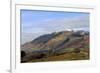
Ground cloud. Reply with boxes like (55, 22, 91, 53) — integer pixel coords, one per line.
(21, 12, 89, 44)
(42, 15, 89, 30)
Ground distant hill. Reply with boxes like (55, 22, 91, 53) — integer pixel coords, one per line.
(21, 30, 89, 63)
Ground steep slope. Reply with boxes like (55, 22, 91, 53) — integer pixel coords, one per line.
(21, 30, 89, 62)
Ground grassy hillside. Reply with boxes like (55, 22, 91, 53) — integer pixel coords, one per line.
(21, 30, 90, 63)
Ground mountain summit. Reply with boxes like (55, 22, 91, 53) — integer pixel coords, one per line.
(21, 30, 89, 63)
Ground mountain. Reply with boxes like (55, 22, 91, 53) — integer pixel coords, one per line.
(21, 30, 89, 63)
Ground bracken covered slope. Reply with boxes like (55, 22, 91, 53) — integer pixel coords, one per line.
(21, 30, 89, 63)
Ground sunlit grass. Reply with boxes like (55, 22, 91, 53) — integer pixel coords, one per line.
(28, 47, 89, 62)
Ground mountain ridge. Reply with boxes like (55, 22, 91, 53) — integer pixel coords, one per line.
(21, 30, 89, 62)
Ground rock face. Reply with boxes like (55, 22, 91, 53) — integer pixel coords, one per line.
(21, 30, 89, 62)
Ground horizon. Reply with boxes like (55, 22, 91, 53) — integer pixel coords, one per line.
(21, 10, 90, 44)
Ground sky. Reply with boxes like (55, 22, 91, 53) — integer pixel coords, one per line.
(21, 9, 89, 44)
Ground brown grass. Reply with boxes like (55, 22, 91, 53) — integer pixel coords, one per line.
(27, 49, 89, 63)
